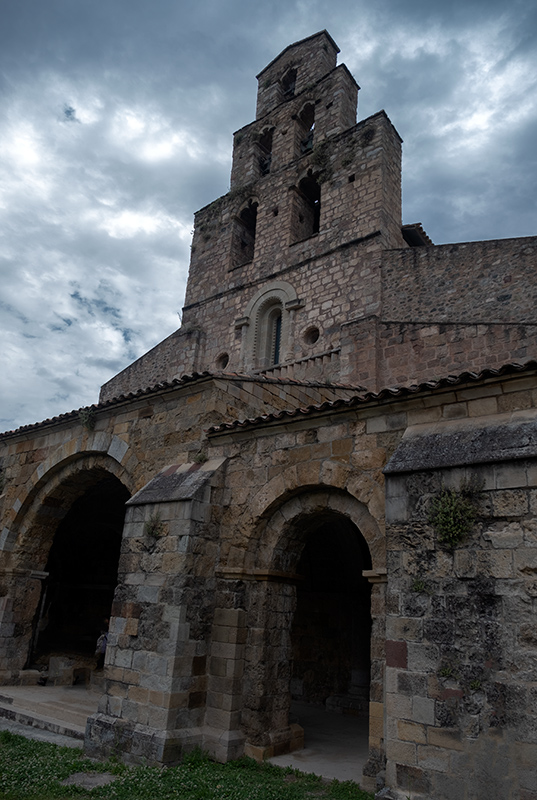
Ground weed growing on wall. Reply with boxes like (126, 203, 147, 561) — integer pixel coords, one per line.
(428, 478, 482, 548)
(78, 407, 96, 431)
(144, 511, 166, 538)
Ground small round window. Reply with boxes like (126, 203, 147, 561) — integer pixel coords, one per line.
(215, 353, 229, 370)
(303, 326, 320, 346)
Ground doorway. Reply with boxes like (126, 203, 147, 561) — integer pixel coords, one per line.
(29, 474, 129, 666)
(289, 511, 372, 717)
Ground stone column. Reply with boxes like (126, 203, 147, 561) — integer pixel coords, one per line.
(0, 569, 44, 683)
(362, 568, 388, 794)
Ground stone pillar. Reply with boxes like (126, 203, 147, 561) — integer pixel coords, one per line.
(0, 569, 43, 683)
(240, 575, 304, 760)
(85, 459, 226, 766)
(203, 605, 247, 761)
(362, 568, 388, 794)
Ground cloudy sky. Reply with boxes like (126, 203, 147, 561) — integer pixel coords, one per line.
(1, 0, 536, 432)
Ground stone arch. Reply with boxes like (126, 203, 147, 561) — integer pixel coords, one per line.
(235, 482, 383, 759)
(2, 432, 134, 554)
(237, 463, 385, 573)
(0, 438, 136, 680)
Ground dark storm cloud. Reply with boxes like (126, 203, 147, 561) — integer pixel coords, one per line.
(1, 0, 536, 430)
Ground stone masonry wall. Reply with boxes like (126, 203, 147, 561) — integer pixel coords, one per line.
(383, 414, 537, 800)
(254, 31, 340, 120)
(382, 237, 537, 324)
(340, 316, 537, 390)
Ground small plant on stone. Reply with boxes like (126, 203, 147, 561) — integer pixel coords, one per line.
(144, 512, 166, 538)
(438, 665, 456, 679)
(428, 478, 482, 548)
(411, 578, 431, 594)
(193, 449, 208, 464)
(78, 406, 96, 431)
(469, 679, 482, 691)
(0, 466, 5, 494)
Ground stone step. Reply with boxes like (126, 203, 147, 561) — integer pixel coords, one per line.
(0, 699, 86, 740)
(0, 685, 99, 743)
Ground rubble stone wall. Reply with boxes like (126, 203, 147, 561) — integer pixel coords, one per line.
(341, 316, 537, 390)
(383, 427, 537, 799)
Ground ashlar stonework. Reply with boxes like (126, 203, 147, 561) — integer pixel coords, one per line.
(1, 31, 536, 800)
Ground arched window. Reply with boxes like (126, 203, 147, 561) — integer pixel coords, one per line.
(232, 199, 258, 267)
(298, 103, 315, 155)
(238, 281, 301, 372)
(280, 68, 297, 99)
(291, 170, 321, 243)
(266, 305, 282, 366)
(255, 300, 284, 368)
(258, 127, 274, 176)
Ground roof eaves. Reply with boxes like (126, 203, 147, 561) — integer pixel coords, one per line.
(207, 360, 537, 435)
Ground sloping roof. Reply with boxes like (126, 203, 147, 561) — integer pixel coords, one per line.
(0, 371, 364, 438)
(207, 360, 537, 435)
(2, 360, 536, 441)
(256, 30, 339, 78)
(402, 223, 434, 247)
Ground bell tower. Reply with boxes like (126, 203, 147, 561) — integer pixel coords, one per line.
(100, 32, 406, 401)
(182, 31, 404, 381)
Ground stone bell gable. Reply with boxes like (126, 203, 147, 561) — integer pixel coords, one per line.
(100, 31, 407, 401)
(100, 30, 536, 408)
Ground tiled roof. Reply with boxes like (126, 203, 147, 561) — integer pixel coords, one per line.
(401, 223, 434, 247)
(2, 361, 536, 440)
(0, 371, 364, 438)
(207, 360, 537, 435)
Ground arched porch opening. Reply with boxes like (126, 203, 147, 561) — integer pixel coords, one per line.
(29, 473, 130, 667)
(290, 510, 372, 716)
(240, 488, 377, 762)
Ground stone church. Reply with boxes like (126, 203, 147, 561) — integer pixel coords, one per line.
(1, 31, 537, 800)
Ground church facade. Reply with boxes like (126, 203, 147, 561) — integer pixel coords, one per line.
(1, 32, 536, 800)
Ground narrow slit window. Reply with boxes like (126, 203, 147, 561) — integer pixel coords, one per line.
(271, 309, 282, 365)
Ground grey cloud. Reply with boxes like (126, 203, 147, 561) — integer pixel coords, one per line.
(1, 0, 536, 430)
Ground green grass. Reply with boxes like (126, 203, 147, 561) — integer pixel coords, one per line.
(0, 731, 374, 800)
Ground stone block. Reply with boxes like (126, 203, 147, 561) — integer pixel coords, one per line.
(386, 692, 412, 720)
(385, 738, 417, 765)
(495, 462, 529, 489)
(147, 705, 169, 729)
(395, 763, 431, 796)
(397, 720, 427, 744)
(427, 727, 463, 750)
(412, 696, 435, 725)
(386, 640, 407, 668)
(515, 547, 537, 576)
(492, 489, 529, 517)
(407, 642, 439, 672)
(386, 616, 423, 642)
